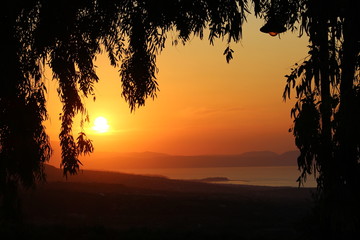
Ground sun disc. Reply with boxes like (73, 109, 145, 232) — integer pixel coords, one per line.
(92, 116, 109, 133)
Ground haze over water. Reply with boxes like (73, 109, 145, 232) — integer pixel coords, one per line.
(117, 166, 316, 188)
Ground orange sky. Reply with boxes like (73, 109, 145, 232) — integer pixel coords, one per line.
(45, 16, 308, 157)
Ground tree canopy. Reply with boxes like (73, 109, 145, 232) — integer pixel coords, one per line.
(282, 0, 360, 236)
(1, 0, 359, 236)
(1, 0, 253, 182)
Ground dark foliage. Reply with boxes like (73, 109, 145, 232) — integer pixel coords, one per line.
(0, 0, 254, 221)
(1, 0, 359, 237)
(283, 0, 360, 237)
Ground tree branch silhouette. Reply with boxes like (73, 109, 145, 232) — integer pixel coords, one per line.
(1, 1, 359, 236)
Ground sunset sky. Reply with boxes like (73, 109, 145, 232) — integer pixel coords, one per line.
(45, 15, 309, 159)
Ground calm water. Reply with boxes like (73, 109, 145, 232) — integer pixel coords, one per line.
(118, 166, 317, 188)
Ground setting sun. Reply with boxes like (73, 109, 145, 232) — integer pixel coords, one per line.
(92, 116, 110, 133)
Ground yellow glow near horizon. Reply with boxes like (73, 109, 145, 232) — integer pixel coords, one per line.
(92, 116, 110, 133)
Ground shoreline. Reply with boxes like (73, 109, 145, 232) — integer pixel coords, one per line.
(45, 164, 316, 188)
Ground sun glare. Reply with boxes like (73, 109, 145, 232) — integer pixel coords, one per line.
(92, 116, 110, 133)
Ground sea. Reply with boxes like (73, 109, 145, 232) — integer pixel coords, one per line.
(117, 166, 317, 188)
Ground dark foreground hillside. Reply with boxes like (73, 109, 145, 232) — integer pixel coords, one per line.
(2, 166, 314, 240)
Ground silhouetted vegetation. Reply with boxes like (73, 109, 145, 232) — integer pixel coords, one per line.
(283, 0, 360, 237)
(1, 0, 359, 238)
(1, 0, 249, 222)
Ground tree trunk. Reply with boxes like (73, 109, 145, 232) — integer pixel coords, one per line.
(338, 0, 359, 193)
(317, 16, 334, 195)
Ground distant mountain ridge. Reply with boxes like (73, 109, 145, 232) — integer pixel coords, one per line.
(75, 150, 300, 170)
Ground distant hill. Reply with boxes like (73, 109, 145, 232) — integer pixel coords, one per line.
(61, 150, 300, 170)
(48, 140, 299, 170)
